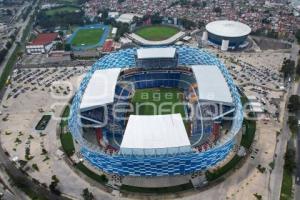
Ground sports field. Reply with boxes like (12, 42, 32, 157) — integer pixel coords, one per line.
(71, 28, 104, 47)
(45, 6, 81, 16)
(135, 25, 179, 41)
(131, 88, 186, 118)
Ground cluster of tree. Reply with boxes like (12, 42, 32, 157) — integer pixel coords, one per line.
(280, 58, 295, 79)
(0, 48, 8, 64)
(180, 18, 196, 30)
(296, 58, 300, 78)
(117, 0, 126, 4)
(49, 175, 61, 195)
(82, 188, 94, 200)
(150, 13, 163, 24)
(288, 115, 298, 134)
(192, 1, 207, 8)
(252, 28, 279, 39)
(287, 94, 300, 133)
(284, 148, 296, 174)
(22, 5, 32, 21)
(95, 11, 130, 41)
(36, 10, 85, 28)
(0, 30, 16, 64)
(3, 9, 13, 16)
(296, 29, 300, 45)
(288, 95, 300, 112)
(213, 7, 222, 13)
(170, 0, 207, 7)
(78, 0, 90, 4)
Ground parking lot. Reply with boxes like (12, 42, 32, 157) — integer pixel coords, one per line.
(0, 66, 114, 198)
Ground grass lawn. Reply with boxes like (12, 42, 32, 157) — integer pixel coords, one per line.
(35, 115, 51, 130)
(241, 119, 256, 149)
(120, 182, 193, 193)
(206, 155, 241, 181)
(57, 0, 78, 3)
(135, 25, 179, 41)
(60, 132, 75, 156)
(280, 167, 293, 200)
(71, 28, 104, 46)
(131, 88, 186, 118)
(45, 6, 80, 16)
(75, 162, 108, 184)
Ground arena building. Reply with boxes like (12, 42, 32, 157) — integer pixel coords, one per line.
(69, 46, 243, 188)
(203, 20, 251, 51)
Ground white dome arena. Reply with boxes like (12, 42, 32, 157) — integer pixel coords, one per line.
(205, 20, 251, 49)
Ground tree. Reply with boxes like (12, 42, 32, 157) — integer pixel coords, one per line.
(150, 13, 162, 24)
(82, 188, 94, 200)
(49, 175, 61, 195)
(287, 116, 298, 134)
(181, 18, 196, 30)
(284, 148, 296, 173)
(287, 95, 300, 112)
(214, 7, 222, 13)
(296, 29, 300, 45)
(55, 42, 64, 50)
(117, 0, 125, 3)
(296, 60, 300, 77)
(64, 44, 71, 51)
(281, 59, 295, 79)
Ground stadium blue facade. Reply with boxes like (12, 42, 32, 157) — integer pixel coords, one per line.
(207, 32, 248, 47)
(69, 46, 243, 177)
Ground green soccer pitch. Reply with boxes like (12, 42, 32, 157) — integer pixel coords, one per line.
(135, 25, 179, 41)
(131, 88, 186, 118)
(71, 28, 104, 47)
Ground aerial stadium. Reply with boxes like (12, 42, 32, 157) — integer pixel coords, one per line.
(69, 46, 243, 188)
(203, 20, 251, 50)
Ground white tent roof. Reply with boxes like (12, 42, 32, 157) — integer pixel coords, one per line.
(249, 102, 262, 107)
(80, 68, 121, 111)
(136, 47, 176, 59)
(116, 13, 142, 23)
(250, 106, 264, 113)
(192, 65, 233, 104)
(120, 114, 190, 149)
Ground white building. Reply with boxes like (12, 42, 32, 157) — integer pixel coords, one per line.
(116, 13, 142, 24)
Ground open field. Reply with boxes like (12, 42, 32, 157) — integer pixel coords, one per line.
(131, 88, 186, 118)
(45, 6, 81, 16)
(135, 25, 179, 41)
(71, 28, 104, 47)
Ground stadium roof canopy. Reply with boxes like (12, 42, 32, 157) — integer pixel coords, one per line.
(136, 47, 176, 59)
(206, 20, 251, 38)
(116, 13, 142, 24)
(129, 32, 185, 46)
(192, 65, 233, 104)
(120, 114, 190, 151)
(80, 68, 121, 111)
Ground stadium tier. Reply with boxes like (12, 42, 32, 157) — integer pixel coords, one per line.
(69, 46, 243, 178)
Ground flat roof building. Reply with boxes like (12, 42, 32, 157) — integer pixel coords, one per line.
(26, 33, 59, 54)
